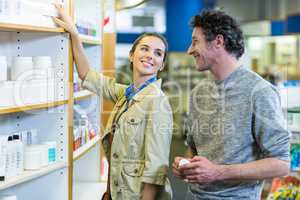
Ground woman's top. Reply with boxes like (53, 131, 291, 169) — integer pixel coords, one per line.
(82, 68, 173, 200)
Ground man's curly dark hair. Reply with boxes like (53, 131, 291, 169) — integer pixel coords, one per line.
(190, 10, 245, 59)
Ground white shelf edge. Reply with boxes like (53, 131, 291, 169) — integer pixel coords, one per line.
(291, 169, 300, 172)
(74, 90, 94, 100)
(291, 130, 300, 134)
(0, 99, 69, 115)
(79, 35, 102, 45)
(0, 162, 67, 191)
(0, 80, 69, 114)
(291, 140, 300, 144)
(73, 135, 101, 161)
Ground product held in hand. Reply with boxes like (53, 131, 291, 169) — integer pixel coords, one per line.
(179, 158, 190, 167)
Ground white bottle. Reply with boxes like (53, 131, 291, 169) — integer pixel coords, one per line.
(5, 136, 15, 178)
(39, 144, 48, 166)
(0, 0, 9, 16)
(0, 56, 7, 81)
(33, 56, 52, 69)
(32, 56, 53, 79)
(13, 135, 23, 175)
(0, 136, 7, 181)
(24, 145, 42, 170)
(80, 114, 89, 145)
(21, 129, 38, 145)
(10, 135, 18, 177)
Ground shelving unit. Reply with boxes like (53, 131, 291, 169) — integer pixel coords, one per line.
(0, 5, 70, 196)
(71, 0, 106, 199)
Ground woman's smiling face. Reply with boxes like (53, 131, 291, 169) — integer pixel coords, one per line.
(130, 36, 166, 77)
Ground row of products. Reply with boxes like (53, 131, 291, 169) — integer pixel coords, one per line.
(73, 82, 81, 93)
(290, 144, 300, 171)
(75, 18, 98, 37)
(0, 129, 57, 181)
(73, 105, 98, 150)
(73, 72, 82, 92)
(0, 0, 58, 17)
(0, 0, 22, 16)
(0, 56, 55, 81)
(267, 176, 300, 200)
(288, 110, 300, 132)
(73, 114, 98, 151)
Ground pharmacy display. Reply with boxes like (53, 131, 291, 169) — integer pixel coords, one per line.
(0, 130, 57, 181)
(0, 54, 65, 108)
(0, 0, 107, 199)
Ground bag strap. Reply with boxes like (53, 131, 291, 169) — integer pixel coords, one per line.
(105, 99, 128, 197)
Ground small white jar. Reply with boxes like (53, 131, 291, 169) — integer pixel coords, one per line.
(33, 56, 52, 69)
(33, 56, 53, 79)
(11, 57, 34, 81)
(39, 144, 49, 167)
(24, 145, 42, 170)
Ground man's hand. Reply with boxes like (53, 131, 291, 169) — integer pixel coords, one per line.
(172, 157, 190, 180)
(180, 156, 224, 184)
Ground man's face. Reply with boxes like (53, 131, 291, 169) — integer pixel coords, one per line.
(187, 27, 214, 71)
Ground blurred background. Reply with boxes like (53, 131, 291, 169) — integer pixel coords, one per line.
(114, 1, 300, 199)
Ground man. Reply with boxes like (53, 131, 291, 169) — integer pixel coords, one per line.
(172, 10, 290, 200)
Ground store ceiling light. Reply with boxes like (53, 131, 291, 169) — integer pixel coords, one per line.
(116, 0, 150, 11)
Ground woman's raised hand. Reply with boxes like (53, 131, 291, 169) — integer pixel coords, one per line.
(52, 3, 78, 36)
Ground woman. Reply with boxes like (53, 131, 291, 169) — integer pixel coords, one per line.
(53, 5, 173, 200)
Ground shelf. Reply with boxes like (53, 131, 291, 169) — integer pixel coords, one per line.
(0, 100, 68, 115)
(291, 169, 300, 172)
(73, 181, 106, 200)
(291, 129, 300, 134)
(73, 135, 101, 161)
(79, 35, 102, 45)
(288, 107, 300, 113)
(74, 90, 96, 101)
(291, 140, 300, 144)
(0, 23, 64, 33)
(292, 131, 300, 134)
(0, 162, 66, 191)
